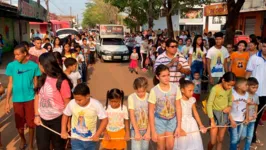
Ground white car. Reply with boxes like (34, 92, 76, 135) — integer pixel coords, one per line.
(56, 28, 79, 41)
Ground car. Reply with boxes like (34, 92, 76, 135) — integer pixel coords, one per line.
(56, 28, 79, 43)
(96, 24, 129, 62)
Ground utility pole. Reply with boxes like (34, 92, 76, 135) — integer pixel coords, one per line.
(77, 14, 79, 25)
(70, 7, 72, 16)
(45, 0, 50, 21)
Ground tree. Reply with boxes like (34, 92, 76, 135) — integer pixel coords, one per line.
(106, 0, 160, 30)
(162, 0, 212, 38)
(223, 0, 245, 45)
(82, 0, 119, 28)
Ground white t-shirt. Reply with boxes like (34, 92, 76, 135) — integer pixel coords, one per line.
(53, 46, 63, 54)
(135, 36, 142, 47)
(75, 40, 83, 46)
(179, 35, 187, 44)
(246, 51, 266, 96)
(67, 71, 81, 89)
(63, 98, 107, 141)
(206, 46, 229, 77)
(189, 47, 207, 62)
(77, 54, 85, 62)
(231, 89, 249, 122)
(105, 105, 129, 132)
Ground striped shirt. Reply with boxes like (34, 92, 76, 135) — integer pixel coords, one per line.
(154, 52, 190, 84)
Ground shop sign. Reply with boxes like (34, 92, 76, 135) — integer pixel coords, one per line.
(204, 3, 228, 16)
(18, 0, 47, 21)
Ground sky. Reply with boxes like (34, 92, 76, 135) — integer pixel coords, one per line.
(40, 0, 88, 24)
(6, 0, 88, 24)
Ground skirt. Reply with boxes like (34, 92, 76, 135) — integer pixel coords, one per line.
(101, 129, 126, 149)
(129, 59, 138, 69)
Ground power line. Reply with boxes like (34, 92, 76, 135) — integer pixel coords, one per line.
(49, 0, 66, 15)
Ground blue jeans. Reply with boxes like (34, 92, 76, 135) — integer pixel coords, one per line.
(191, 60, 203, 80)
(241, 122, 255, 150)
(131, 129, 149, 150)
(71, 139, 96, 150)
(78, 62, 87, 83)
(229, 122, 244, 150)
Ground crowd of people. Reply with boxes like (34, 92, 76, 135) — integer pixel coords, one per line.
(0, 28, 265, 150)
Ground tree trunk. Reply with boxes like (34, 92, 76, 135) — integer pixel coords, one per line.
(166, 0, 174, 38)
(224, 0, 245, 45)
(147, 0, 154, 29)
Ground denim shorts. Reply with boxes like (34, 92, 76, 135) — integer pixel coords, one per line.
(71, 139, 96, 150)
(131, 129, 149, 150)
(213, 110, 229, 126)
(155, 116, 177, 134)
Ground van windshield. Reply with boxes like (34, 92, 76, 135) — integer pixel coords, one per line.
(102, 38, 124, 45)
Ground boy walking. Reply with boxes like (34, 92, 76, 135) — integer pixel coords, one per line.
(5, 45, 41, 150)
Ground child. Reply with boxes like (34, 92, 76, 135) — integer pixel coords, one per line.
(61, 83, 108, 150)
(229, 77, 249, 150)
(178, 39, 184, 53)
(174, 78, 207, 150)
(207, 72, 236, 150)
(129, 48, 139, 74)
(64, 58, 81, 89)
(128, 77, 150, 150)
(102, 89, 130, 150)
(241, 77, 260, 150)
(148, 64, 184, 150)
(81, 38, 90, 67)
(192, 72, 201, 102)
(6, 45, 41, 150)
(75, 45, 87, 83)
(230, 41, 249, 77)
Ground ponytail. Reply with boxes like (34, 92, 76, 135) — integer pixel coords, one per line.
(218, 72, 236, 84)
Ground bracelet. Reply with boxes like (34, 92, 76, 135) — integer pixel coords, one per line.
(35, 115, 40, 117)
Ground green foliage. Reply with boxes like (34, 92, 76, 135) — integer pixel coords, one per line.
(106, 0, 161, 28)
(82, 0, 119, 28)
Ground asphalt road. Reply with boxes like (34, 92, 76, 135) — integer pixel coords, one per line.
(0, 55, 265, 150)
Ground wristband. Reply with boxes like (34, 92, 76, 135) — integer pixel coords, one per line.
(35, 115, 40, 117)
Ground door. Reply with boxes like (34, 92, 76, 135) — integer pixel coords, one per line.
(245, 18, 256, 35)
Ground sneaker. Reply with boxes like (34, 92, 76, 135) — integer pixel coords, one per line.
(259, 120, 264, 126)
(255, 139, 264, 146)
(142, 68, 147, 72)
(250, 144, 258, 150)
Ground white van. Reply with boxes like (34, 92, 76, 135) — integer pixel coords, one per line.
(96, 24, 129, 61)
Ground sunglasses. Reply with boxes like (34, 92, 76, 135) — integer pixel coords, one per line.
(169, 45, 178, 48)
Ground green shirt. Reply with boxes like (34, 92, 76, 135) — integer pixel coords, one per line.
(6, 60, 41, 102)
(207, 84, 232, 118)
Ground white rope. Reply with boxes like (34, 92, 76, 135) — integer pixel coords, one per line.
(40, 104, 266, 140)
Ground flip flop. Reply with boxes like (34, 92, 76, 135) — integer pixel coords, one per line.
(19, 144, 27, 150)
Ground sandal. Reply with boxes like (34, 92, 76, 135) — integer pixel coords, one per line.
(255, 139, 264, 146)
(250, 144, 258, 150)
(19, 144, 27, 150)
